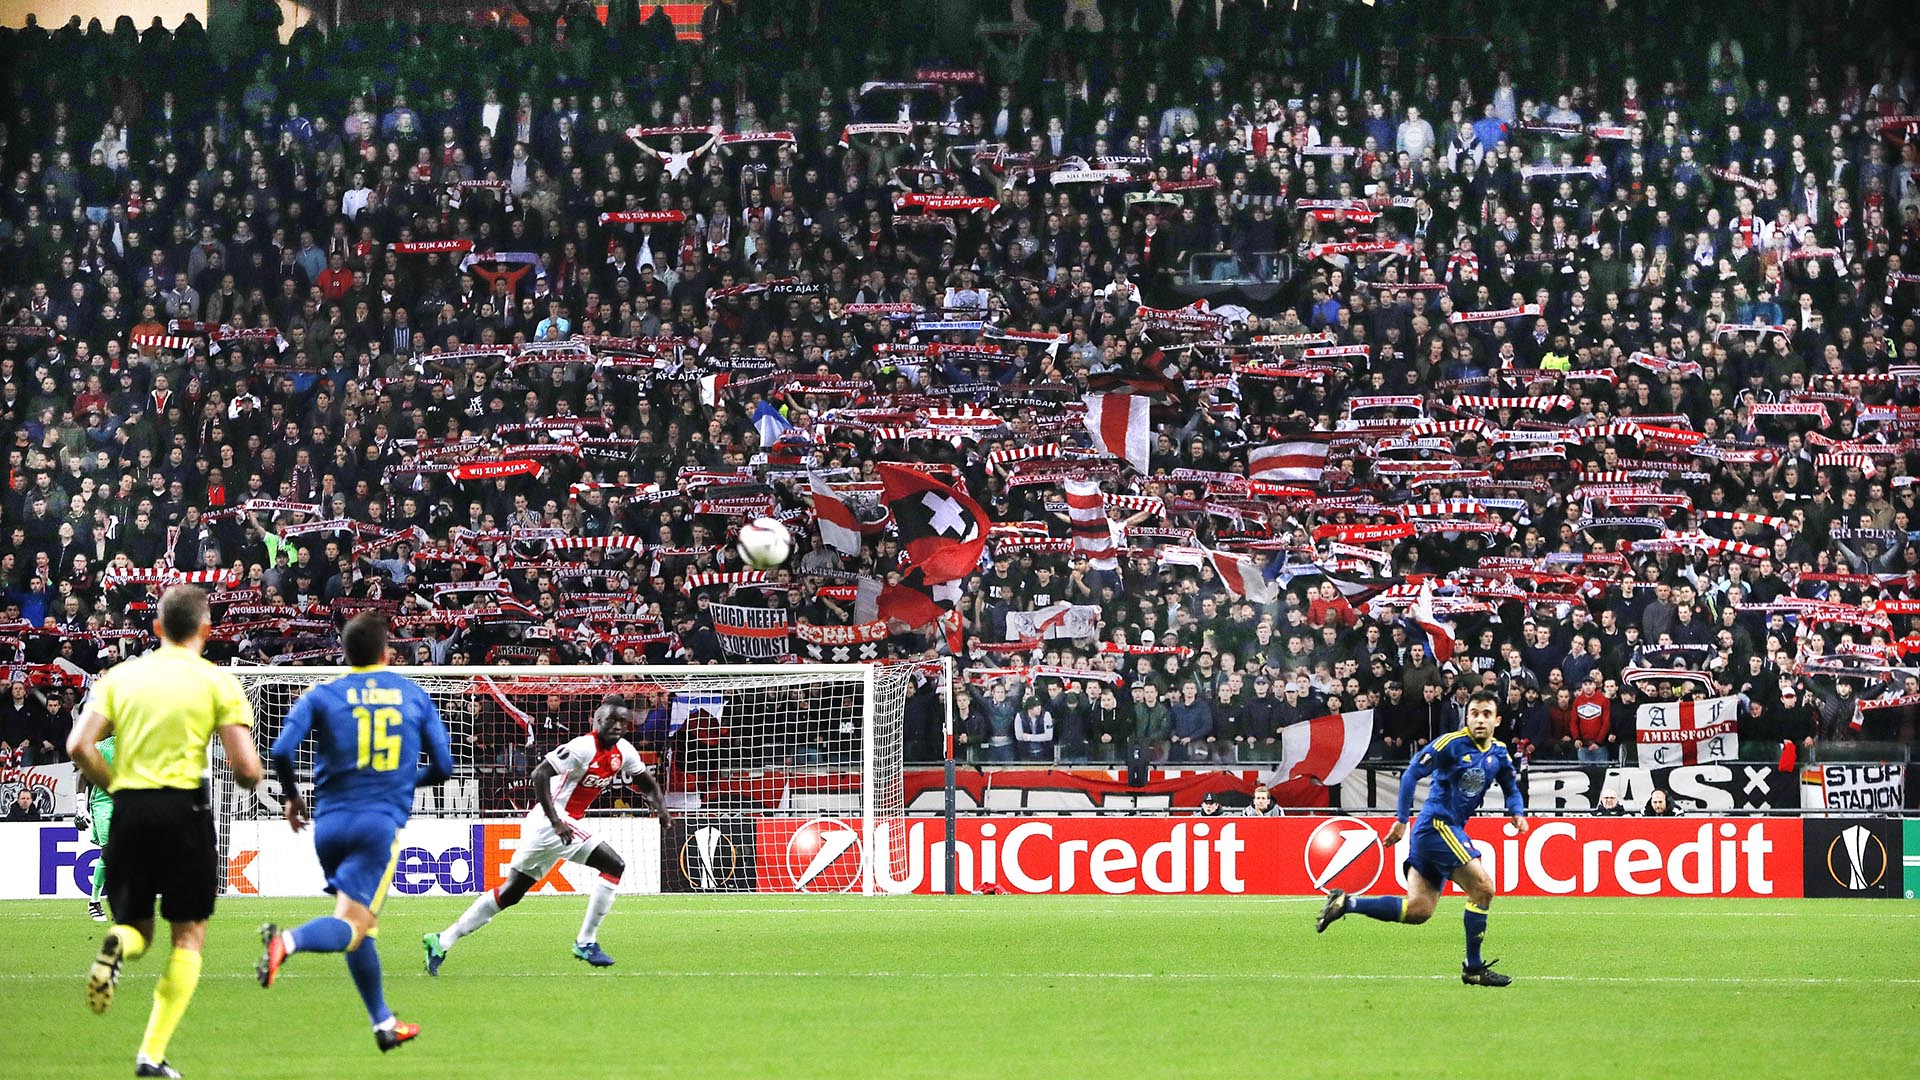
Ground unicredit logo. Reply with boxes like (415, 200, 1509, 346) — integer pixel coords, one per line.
(873, 821, 1246, 894)
(1303, 818, 1383, 894)
(1414, 821, 1781, 896)
(786, 818, 863, 892)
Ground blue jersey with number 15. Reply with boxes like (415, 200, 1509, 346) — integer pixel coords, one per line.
(272, 668, 453, 826)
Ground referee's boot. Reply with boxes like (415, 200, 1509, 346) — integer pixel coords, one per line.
(1461, 959, 1513, 987)
(86, 926, 132, 1014)
(376, 1019, 421, 1052)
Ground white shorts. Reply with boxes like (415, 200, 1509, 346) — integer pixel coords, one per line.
(507, 813, 598, 879)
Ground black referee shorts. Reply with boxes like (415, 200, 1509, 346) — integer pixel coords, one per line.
(104, 787, 219, 925)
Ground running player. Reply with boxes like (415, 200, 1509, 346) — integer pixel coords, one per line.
(67, 585, 265, 1078)
(75, 734, 115, 921)
(255, 614, 452, 1052)
(425, 697, 667, 971)
(1315, 690, 1529, 986)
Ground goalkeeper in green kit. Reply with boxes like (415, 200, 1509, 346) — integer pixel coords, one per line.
(75, 735, 114, 922)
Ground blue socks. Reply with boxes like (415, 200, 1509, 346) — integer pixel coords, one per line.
(1350, 895, 1404, 922)
(345, 939, 392, 1027)
(288, 916, 354, 954)
(1464, 904, 1489, 967)
(287, 916, 391, 1026)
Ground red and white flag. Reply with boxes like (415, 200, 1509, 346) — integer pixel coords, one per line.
(1410, 579, 1457, 663)
(1063, 479, 1119, 569)
(1635, 696, 1740, 766)
(1082, 393, 1152, 474)
(1004, 602, 1102, 641)
(1208, 549, 1278, 604)
(1272, 709, 1375, 786)
(809, 475, 868, 556)
(1248, 437, 1330, 483)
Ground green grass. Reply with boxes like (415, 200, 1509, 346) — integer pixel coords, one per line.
(3, 895, 1916, 1079)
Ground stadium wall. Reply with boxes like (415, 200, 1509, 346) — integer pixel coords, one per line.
(896, 762, 1912, 815)
(5, 762, 1906, 823)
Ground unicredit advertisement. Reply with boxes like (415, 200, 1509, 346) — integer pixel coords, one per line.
(756, 816, 1807, 898)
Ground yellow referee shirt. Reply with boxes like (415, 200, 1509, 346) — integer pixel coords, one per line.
(90, 645, 254, 793)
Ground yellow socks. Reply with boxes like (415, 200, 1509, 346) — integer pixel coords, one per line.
(111, 924, 149, 961)
(137, 948, 202, 1065)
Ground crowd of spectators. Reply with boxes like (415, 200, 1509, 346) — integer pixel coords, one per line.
(1, 1, 1918, 782)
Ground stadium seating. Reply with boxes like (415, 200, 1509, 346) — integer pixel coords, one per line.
(1, 1, 1917, 780)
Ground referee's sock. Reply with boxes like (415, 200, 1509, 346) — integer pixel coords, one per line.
(344, 938, 393, 1028)
(1350, 895, 1405, 923)
(137, 947, 201, 1065)
(287, 917, 355, 955)
(1464, 903, 1490, 967)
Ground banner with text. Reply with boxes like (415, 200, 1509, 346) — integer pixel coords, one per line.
(825, 815, 1806, 897)
(1637, 696, 1740, 766)
(1799, 764, 1906, 813)
(0, 763, 77, 819)
(901, 767, 1331, 815)
(1340, 761, 1798, 814)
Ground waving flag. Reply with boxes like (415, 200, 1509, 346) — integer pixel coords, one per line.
(669, 692, 725, 737)
(1269, 709, 1375, 786)
(877, 463, 988, 585)
(1083, 393, 1152, 474)
(878, 581, 966, 653)
(753, 399, 792, 447)
(1208, 549, 1279, 604)
(1248, 437, 1330, 483)
(1410, 579, 1458, 663)
(1005, 602, 1102, 641)
(1063, 479, 1119, 569)
(810, 475, 881, 556)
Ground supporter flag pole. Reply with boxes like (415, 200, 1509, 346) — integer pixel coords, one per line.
(942, 656, 957, 895)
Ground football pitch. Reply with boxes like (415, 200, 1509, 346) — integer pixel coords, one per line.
(2, 895, 1914, 1079)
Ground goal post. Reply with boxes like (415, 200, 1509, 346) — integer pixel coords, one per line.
(220, 662, 939, 895)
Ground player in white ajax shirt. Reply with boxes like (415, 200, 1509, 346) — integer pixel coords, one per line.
(424, 698, 669, 970)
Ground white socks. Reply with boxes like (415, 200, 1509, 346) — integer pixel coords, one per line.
(576, 877, 617, 947)
(438, 878, 618, 952)
(440, 888, 502, 949)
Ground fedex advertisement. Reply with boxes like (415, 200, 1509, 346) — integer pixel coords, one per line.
(755, 816, 1807, 898)
(0, 818, 660, 899)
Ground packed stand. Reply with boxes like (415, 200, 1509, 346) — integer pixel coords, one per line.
(1, 2, 1919, 779)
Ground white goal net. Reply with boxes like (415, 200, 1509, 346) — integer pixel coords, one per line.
(221, 663, 930, 894)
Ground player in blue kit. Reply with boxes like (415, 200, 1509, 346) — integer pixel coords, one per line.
(1315, 690, 1529, 986)
(255, 614, 453, 1049)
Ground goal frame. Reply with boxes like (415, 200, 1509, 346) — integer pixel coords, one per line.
(224, 661, 931, 896)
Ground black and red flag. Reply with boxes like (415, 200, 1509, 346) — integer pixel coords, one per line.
(877, 463, 989, 586)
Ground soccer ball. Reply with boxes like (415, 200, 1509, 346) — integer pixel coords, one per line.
(736, 517, 793, 569)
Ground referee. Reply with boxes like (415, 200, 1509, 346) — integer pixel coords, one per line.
(67, 585, 264, 1079)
